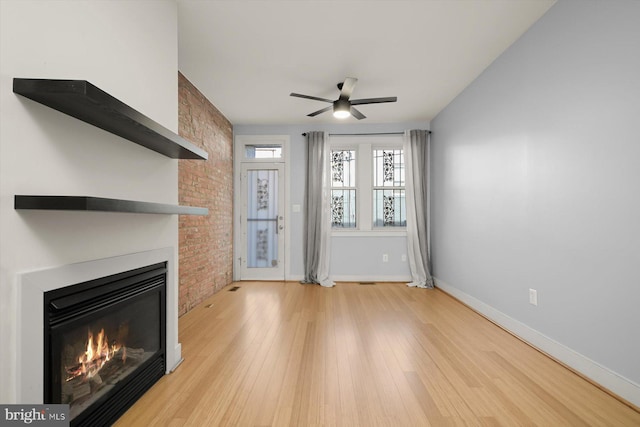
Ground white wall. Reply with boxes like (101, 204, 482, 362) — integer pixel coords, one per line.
(234, 121, 429, 281)
(0, 0, 179, 403)
(431, 0, 640, 405)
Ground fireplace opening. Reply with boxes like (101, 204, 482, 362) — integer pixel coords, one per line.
(44, 262, 166, 427)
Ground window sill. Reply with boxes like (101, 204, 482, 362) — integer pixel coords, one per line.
(331, 229, 407, 237)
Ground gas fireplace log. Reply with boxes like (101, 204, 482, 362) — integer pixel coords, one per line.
(89, 374, 103, 392)
(64, 346, 146, 377)
(123, 347, 145, 360)
(63, 346, 148, 401)
(95, 347, 147, 384)
(65, 358, 106, 377)
(72, 381, 91, 401)
(62, 376, 104, 406)
(111, 346, 145, 362)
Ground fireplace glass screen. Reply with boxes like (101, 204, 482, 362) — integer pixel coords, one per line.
(45, 263, 166, 426)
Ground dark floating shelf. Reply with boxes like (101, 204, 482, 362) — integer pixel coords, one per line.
(15, 196, 208, 216)
(13, 78, 208, 160)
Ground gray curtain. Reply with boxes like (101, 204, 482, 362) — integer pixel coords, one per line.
(301, 131, 334, 287)
(405, 129, 434, 288)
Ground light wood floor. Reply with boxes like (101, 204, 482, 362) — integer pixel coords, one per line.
(116, 281, 640, 426)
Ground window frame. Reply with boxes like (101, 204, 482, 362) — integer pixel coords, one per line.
(329, 135, 406, 236)
(372, 147, 406, 228)
(329, 146, 358, 229)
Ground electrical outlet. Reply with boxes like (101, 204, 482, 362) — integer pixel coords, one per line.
(382, 254, 389, 262)
(401, 254, 407, 262)
(529, 288, 538, 306)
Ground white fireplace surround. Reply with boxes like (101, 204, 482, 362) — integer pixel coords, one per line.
(16, 247, 181, 403)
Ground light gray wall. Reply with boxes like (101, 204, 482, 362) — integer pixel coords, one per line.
(234, 121, 429, 281)
(431, 0, 640, 389)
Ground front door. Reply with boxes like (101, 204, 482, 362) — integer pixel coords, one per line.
(239, 163, 285, 280)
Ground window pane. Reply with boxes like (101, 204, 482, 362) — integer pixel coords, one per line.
(373, 149, 405, 228)
(331, 189, 356, 228)
(246, 170, 279, 267)
(373, 189, 406, 227)
(331, 149, 356, 229)
(331, 150, 356, 188)
(245, 145, 282, 159)
(373, 149, 404, 187)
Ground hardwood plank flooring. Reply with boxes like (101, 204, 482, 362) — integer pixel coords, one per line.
(116, 282, 640, 426)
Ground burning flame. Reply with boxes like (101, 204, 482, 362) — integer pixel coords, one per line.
(66, 328, 124, 382)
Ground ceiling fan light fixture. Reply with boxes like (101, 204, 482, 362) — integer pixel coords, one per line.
(333, 99, 351, 119)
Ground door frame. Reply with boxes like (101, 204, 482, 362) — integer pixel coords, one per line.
(233, 135, 290, 281)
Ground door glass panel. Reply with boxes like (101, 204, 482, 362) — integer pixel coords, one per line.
(246, 169, 279, 268)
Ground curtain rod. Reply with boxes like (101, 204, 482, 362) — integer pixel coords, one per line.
(301, 130, 430, 137)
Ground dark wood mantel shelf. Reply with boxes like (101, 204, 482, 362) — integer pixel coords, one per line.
(15, 196, 208, 216)
(13, 78, 208, 160)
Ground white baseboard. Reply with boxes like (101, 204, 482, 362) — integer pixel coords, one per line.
(284, 274, 411, 283)
(331, 275, 411, 283)
(434, 278, 640, 408)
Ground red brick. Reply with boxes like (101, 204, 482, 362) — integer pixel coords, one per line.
(177, 72, 233, 317)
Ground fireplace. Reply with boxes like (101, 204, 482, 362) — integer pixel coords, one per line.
(44, 262, 166, 426)
(17, 248, 181, 426)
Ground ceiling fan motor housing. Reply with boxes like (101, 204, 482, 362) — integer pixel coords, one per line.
(333, 99, 351, 118)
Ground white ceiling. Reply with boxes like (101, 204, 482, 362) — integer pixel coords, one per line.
(177, 0, 555, 125)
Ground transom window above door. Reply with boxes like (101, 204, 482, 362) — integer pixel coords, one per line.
(245, 144, 282, 159)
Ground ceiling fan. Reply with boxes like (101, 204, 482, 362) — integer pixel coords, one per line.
(290, 77, 397, 120)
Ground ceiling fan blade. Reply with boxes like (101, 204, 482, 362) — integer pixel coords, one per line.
(350, 107, 366, 120)
(307, 105, 333, 117)
(350, 96, 397, 105)
(290, 93, 333, 103)
(339, 77, 358, 100)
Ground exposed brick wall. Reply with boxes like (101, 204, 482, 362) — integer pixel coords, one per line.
(178, 72, 233, 316)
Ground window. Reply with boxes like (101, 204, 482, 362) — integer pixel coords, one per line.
(373, 149, 406, 227)
(244, 144, 282, 159)
(329, 136, 405, 233)
(330, 150, 356, 228)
